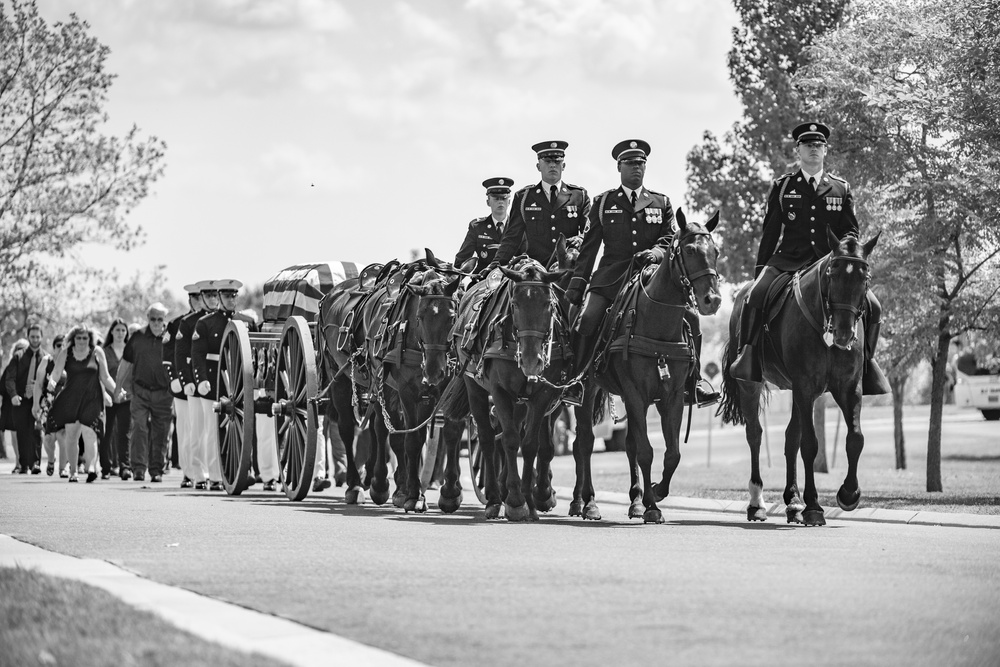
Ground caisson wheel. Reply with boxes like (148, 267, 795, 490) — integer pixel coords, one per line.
(216, 320, 255, 495)
(465, 418, 487, 505)
(273, 316, 318, 501)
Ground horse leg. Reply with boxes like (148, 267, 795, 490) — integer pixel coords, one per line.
(401, 397, 429, 514)
(832, 387, 865, 511)
(388, 429, 407, 508)
(466, 378, 503, 519)
(333, 378, 365, 505)
(368, 414, 392, 506)
(496, 391, 529, 522)
(741, 383, 768, 521)
(794, 392, 825, 526)
(530, 408, 557, 515)
(782, 406, 805, 524)
(651, 383, 685, 503)
(570, 380, 600, 520)
(623, 388, 660, 524)
(437, 416, 465, 514)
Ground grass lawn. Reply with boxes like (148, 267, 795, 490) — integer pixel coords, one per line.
(0, 568, 290, 667)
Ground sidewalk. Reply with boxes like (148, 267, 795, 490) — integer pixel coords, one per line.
(0, 535, 428, 667)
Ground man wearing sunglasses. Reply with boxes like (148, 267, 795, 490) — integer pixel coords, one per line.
(114, 302, 172, 482)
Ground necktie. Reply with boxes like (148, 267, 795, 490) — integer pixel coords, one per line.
(630, 190, 637, 207)
(26, 350, 37, 394)
(550, 185, 557, 205)
(808, 176, 817, 194)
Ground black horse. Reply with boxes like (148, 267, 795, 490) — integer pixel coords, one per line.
(576, 209, 722, 523)
(719, 231, 880, 526)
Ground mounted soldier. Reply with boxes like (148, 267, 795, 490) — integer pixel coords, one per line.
(455, 177, 516, 273)
(730, 122, 889, 395)
(566, 139, 719, 407)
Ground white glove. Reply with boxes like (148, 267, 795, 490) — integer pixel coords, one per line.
(197, 381, 211, 396)
(184, 383, 196, 396)
(11, 396, 21, 407)
(170, 378, 183, 394)
(48, 379, 57, 392)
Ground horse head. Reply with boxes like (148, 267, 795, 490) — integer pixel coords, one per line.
(500, 260, 565, 379)
(824, 229, 879, 351)
(674, 208, 722, 315)
(407, 267, 461, 386)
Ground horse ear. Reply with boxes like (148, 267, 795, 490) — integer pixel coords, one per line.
(425, 248, 438, 266)
(445, 275, 462, 297)
(675, 207, 687, 230)
(862, 231, 881, 258)
(459, 257, 477, 273)
(542, 268, 569, 284)
(500, 266, 525, 282)
(827, 228, 842, 253)
(706, 210, 720, 232)
(556, 233, 568, 267)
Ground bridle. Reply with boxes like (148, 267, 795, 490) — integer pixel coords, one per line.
(510, 280, 556, 377)
(820, 254, 870, 348)
(641, 228, 718, 309)
(414, 293, 456, 378)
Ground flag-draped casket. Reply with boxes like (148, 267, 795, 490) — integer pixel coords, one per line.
(262, 261, 360, 323)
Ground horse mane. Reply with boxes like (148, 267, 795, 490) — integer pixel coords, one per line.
(838, 234, 863, 257)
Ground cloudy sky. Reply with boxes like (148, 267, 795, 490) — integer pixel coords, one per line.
(36, 0, 743, 297)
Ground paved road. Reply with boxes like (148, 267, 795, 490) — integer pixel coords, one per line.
(2, 471, 998, 667)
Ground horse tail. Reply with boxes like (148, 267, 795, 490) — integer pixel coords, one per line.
(591, 385, 609, 425)
(438, 375, 470, 420)
(718, 336, 746, 426)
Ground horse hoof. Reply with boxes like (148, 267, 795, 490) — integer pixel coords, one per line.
(628, 501, 644, 520)
(404, 496, 428, 514)
(747, 505, 767, 522)
(391, 489, 407, 508)
(652, 482, 668, 503)
(437, 491, 463, 514)
(368, 488, 389, 506)
(484, 503, 503, 520)
(528, 507, 540, 522)
(803, 508, 826, 526)
(568, 499, 584, 517)
(642, 508, 664, 524)
(345, 486, 366, 505)
(837, 486, 861, 512)
(505, 502, 530, 522)
(582, 501, 601, 521)
(535, 493, 557, 513)
(786, 508, 804, 524)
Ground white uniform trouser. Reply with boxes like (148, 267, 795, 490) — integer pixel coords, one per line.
(195, 397, 221, 481)
(174, 398, 197, 481)
(255, 413, 279, 482)
(187, 396, 208, 482)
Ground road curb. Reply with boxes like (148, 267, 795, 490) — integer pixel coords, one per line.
(552, 487, 1000, 529)
(0, 535, 429, 667)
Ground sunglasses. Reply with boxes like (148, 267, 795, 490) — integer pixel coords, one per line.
(148, 317, 165, 322)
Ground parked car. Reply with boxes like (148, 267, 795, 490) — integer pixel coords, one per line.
(954, 370, 1000, 421)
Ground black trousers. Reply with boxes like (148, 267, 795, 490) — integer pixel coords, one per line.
(13, 401, 41, 470)
(100, 401, 131, 474)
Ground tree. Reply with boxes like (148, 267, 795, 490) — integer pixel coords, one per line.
(685, 0, 850, 282)
(796, 0, 1000, 491)
(0, 0, 166, 341)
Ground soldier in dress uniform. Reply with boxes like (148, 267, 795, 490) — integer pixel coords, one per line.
(164, 282, 203, 488)
(490, 141, 591, 270)
(730, 122, 889, 394)
(454, 177, 516, 273)
(174, 280, 213, 489)
(566, 139, 719, 407)
(191, 279, 257, 491)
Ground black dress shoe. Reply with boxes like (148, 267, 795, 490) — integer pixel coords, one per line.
(195, 481, 208, 490)
(120, 469, 133, 480)
(312, 476, 331, 492)
(68, 476, 78, 483)
(150, 474, 162, 483)
(30, 464, 41, 475)
(101, 472, 111, 480)
(209, 481, 223, 491)
(263, 480, 277, 491)
(181, 477, 194, 488)
(134, 472, 145, 482)
(86, 471, 97, 483)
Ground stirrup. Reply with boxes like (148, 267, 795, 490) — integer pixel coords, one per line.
(561, 381, 584, 407)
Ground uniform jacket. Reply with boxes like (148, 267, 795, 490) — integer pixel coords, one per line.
(191, 310, 257, 400)
(572, 186, 676, 300)
(756, 169, 859, 276)
(455, 216, 508, 272)
(162, 311, 189, 399)
(173, 309, 205, 391)
(495, 181, 591, 266)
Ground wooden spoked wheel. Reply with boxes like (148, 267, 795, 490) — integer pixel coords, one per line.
(216, 320, 255, 495)
(273, 316, 318, 501)
(466, 418, 487, 505)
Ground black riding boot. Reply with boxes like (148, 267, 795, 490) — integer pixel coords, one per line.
(684, 315, 720, 407)
(862, 311, 890, 395)
(730, 306, 762, 382)
(563, 333, 592, 407)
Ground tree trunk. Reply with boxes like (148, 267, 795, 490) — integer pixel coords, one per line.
(890, 375, 907, 470)
(926, 333, 951, 492)
(813, 396, 828, 473)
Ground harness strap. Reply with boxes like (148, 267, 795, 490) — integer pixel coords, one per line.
(793, 270, 827, 336)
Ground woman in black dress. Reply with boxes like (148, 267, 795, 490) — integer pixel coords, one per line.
(46, 326, 116, 483)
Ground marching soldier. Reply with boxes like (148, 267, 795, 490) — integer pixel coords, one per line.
(455, 177, 516, 273)
(164, 282, 203, 488)
(191, 279, 257, 491)
(566, 139, 719, 407)
(490, 141, 591, 269)
(175, 280, 214, 489)
(730, 122, 889, 394)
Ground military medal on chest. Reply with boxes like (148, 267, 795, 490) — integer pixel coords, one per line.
(566, 205, 578, 218)
(646, 207, 663, 224)
(825, 196, 842, 211)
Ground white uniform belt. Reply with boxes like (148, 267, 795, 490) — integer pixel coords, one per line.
(206, 353, 220, 361)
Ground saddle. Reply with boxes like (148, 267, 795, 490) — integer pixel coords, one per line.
(592, 265, 696, 377)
